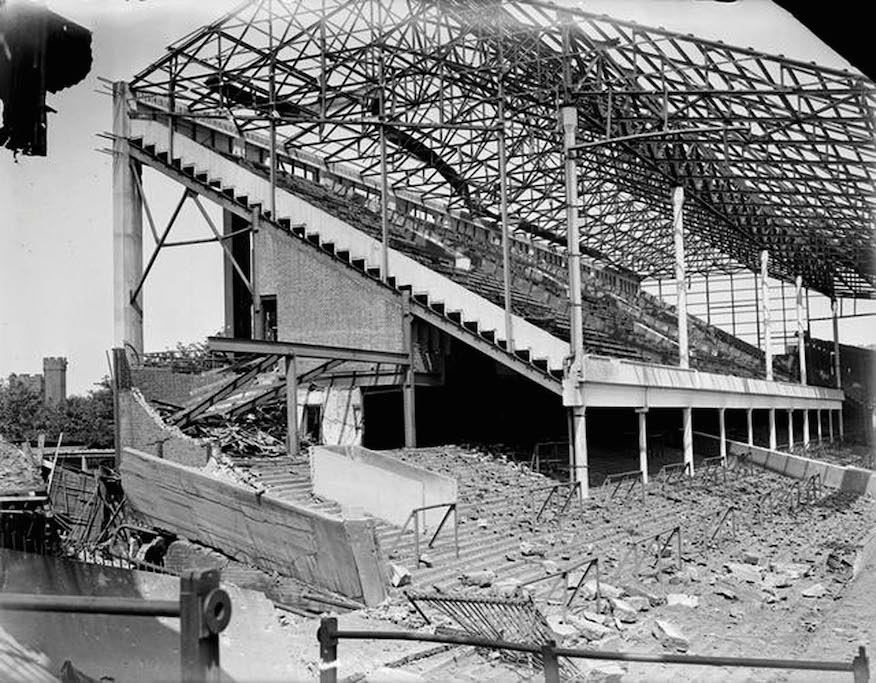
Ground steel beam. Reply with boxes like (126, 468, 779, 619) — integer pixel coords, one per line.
(673, 187, 689, 369)
(207, 336, 410, 365)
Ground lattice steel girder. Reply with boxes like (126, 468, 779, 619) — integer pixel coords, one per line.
(130, 0, 876, 298)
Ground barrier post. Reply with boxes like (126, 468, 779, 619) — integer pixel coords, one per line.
(542, 642, 561, 683)
(318, 616, 339, 683)
(180, 568, 230, 682)
(852, 646, 869, 683)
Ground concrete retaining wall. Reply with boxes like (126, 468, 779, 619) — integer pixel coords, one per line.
(0, 549, 301, 682)
(120, 447, 386, 605)
(312, 445, 457, 530)
(696, 431, 876, 497)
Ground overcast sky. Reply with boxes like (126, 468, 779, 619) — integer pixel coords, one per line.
(1, 0, 873, 395)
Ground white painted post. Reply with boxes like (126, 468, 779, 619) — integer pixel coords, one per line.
(637, 408, 649, 484)
(719, 407, 727, 464)
(747, 408, 754, 447)
(769, 408, 777, 451)
(831, 298, 841, 390)
(796, 275, 807, 385)
(573, 406, 588, 498)
(838, 407, 845, 441)
(817, 408, 823, 443)
(787, 409, 794, 451)
(673, 187, 689, 369)
(113, 81, 144, 358)
(828, 409, 835, 442)
(286, 355, 298, 456)
(802, 409, 810, 449)
(761, 251, 772, 381)
(682, 407, 694, 475)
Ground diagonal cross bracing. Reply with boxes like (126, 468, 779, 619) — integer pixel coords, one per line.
(129, 0, 876, 299)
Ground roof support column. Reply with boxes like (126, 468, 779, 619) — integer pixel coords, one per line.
(251, 206, 264, 340)
(796, 275, 807, 385)
(569, 407, 588, 497)
(636, 408, 649, 485)
(402, 293, 417, 448)
(838, 407, 845, 441)
(746, 408, 754, 447)
(831, 298, 841, 389)
(802, 409, 810, 450)
(787, 409, 794, 451)
(673, 187, 689, 369)
(719, 407, 727, 464)
(560, 100, 587, 499)
(817, 408, 823, 443)
(682, 407, 693, 475)
(761, 251, 773, 381)
(769, 408, 777, 451)
(497, 70, 513, 350)
(828, 408, 835, 442)
(113, 81, 144, 359)
(286, 354, 299, 456)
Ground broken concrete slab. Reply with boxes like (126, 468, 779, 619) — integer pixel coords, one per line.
(390, 564, 412, 588)
(667, 593, 699, 608)
(607, 597, 638, 623)
(724, 562, 764, 584)
(801, 583, 827, 598)
(459, 569, 495, 588)
(653, 619, 690, 652)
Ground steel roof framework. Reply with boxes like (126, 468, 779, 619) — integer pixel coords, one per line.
(130, 0, 876, 299)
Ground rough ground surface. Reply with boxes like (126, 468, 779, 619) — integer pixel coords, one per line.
(338, 444, 876, 682)
(798, 441, 873, 471)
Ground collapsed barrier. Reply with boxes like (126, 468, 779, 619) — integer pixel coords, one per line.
(518, 556, 601, 617)
(316, 617, 870, 683)
(615, 525, 683, 579)
(0, 568, 231, 682)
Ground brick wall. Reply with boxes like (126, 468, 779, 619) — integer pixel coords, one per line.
(130, 367, 225, 408)
(118, 388, 212, 467)
(258, 228, 405, 353)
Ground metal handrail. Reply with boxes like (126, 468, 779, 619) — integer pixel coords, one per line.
(386, 502, 459, 567)
(601, 469, 646, 506)
(317, 618, 869, 683)
(0, 569, 231, 681)
(657, 461, 691, 489)
(519, 556, 601, 615)
(697, 455, 728, 486)
(616, 525, 683, 578)
(530, 481, 581, 524)
(530, 441, 568, 475)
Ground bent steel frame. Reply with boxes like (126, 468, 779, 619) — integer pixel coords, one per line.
(128, 0, 875, 299)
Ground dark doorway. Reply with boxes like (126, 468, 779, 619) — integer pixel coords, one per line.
(362, 388, 404, 449)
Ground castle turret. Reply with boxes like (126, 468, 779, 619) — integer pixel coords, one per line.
(42, 357, 67, 405)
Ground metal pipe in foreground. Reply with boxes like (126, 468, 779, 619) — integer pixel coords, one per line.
(317, 618, 868, 683)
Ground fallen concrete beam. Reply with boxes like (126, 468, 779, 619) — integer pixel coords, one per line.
(119, 447, 386, 605)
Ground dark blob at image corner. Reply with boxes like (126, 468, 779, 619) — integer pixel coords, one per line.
(0, 0, 92, 157)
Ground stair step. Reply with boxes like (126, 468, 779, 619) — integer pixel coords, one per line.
(278, 218, 292, 230)
(293, 226, 307, 238)
(130, 136, 144, 148)
(430, 301, 445, 315)
(307, 233, 321, 246)
(367, 267, 381, 279)
(515, 349, 531, 362)
(322, 242, 336, 255)
(337, 249, 350, 262)
(448, 311, 462, 323)
(351, 258, 366, 271)
(196, 171, 209, 183)
(533, 358, 548, 371)
(387, 276, 397, 289)
(171, 157, 182, 169)
(481, 329, 495, 343)
(463, 320, 478, 333)
(182, 164, 196, 177)
(413, 293, 429, 305)
(144, 144, 156, 156)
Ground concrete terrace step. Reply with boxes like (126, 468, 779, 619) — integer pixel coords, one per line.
(126, 132, 566, 388)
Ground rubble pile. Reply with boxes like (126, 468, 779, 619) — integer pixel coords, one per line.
(369, 445, 876, 679)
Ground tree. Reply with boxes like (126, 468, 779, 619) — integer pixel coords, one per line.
(0, 376, 114, 448)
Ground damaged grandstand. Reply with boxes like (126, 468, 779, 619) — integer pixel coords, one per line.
(4, 0, 876, 680)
